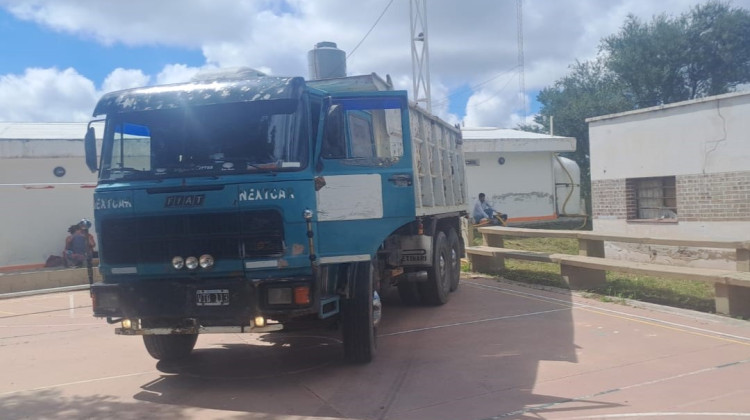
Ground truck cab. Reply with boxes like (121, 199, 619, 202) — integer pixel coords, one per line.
(86, 69, 466, 363)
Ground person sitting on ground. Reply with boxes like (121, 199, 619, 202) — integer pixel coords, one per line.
(64, 225, 87, 268)
(78, 219, 97, 258)
(472, 193, 508, 225)
(58, 224, 81, 268)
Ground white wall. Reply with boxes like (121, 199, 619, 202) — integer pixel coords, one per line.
(465, 151, 556, 220)
(588, 92, 750, 269)
(0, 155, 96, 268)
(595, 219, 742, 270)
(590, 91, 750, 181)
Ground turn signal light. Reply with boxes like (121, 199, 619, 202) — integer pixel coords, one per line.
(294, 286, 310, 305)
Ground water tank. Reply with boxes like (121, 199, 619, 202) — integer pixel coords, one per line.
(553, 155, 582, 215)
(308, 42, 346, 80)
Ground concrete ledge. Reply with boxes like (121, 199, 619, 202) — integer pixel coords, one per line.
(0, 267, 101, 294)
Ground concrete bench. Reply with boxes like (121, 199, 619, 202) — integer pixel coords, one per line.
(466, 227, 750, 318)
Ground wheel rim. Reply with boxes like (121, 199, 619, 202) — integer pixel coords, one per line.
(372, 291, 382, 327)
(439, 250, 448, 290)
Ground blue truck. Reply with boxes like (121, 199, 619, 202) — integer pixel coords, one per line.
(84, 67, 467, 363)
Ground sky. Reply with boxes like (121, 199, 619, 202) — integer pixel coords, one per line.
(1, 0, 749, 128)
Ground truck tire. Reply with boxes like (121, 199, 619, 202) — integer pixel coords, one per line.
(341, 262, 376, 363)
(419, 231, 451, 305)
(397, 280, 422, 305)
(447, 228, 461, 292)
(143, 334, 198, 361)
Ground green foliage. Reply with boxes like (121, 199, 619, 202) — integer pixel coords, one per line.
(518, 1, 750, 216)
(526, 59, 634, 215)
(602, 1, 750, 107)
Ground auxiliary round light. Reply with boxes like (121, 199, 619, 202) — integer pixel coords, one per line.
(199, 254, 215, 269)
(185, 256, 199, 270)
(172, 256, 185, 270)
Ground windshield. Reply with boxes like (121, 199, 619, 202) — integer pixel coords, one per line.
(99, 99, 308, 182)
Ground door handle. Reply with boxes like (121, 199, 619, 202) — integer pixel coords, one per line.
(388, 174, 412, 187)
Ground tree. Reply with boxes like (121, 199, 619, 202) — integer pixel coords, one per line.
(525, 59, 633, 217)
(602, 1, 750, 107)
(519, 1, 750, 218)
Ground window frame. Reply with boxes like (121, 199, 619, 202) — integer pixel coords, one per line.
(627, 176, 678, 222)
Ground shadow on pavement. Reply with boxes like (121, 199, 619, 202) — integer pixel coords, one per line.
(127, 279, 622, 419)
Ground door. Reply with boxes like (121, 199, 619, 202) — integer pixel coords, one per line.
(314, 92, 416, 262)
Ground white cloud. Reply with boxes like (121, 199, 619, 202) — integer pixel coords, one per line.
(101, 68, 150, 94)
(0, 67, 97, 122)
(3, 0, 750, 124)
(4, 0, 260, 47)
(155, 64, 205, 85)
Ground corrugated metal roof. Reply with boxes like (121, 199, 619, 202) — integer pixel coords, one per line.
(0, 122, 104, 158)
(0, 122, 91, 140)
(461, 127, 576, 153)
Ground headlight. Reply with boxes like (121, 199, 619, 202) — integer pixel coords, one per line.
(172, 256, 185, 270)
(199, 254, 214, 269)
(185, 256, 199, 270)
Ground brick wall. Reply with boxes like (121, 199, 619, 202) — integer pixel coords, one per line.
(677, 171, 750, 221)
(592, 171, 750, 221)
(591, 179, 627, 219)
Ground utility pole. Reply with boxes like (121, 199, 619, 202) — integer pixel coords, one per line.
(517, 0, 526, 119)
(410, 0, 432, 112)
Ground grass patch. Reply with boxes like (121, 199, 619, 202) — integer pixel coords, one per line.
(470, 236, 716, 313)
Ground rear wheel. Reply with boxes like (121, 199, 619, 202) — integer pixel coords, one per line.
(142, 334, 198, 361)
(447, 228, 461, 292)
(419, 231, 451, 305)
(341, 262, 377, 363)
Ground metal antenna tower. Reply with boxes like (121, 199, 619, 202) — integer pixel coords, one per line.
(410, 0, 432, 112)
(517, 0, 526, 118)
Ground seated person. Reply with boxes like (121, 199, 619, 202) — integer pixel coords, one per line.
(64, 225, 88, 268)
(472, 193, 507, 225)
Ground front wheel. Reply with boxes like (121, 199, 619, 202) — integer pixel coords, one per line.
(142, 334, 198, 361)
(341, 262, 377, 363)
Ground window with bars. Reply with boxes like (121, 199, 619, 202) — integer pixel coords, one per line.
(627, 176, 677, 220)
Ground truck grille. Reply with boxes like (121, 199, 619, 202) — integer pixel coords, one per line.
(100, 210, 284, 265)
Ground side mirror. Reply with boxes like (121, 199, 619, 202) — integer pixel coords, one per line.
(84, 126, 98, 172)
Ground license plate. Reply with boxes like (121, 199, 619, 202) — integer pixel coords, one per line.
(196, 289, 230, 306)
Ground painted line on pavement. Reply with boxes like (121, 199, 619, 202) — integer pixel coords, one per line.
(0, 370, 158, 397)
(464, 280, 750, 346)
(484, 357, 750, 419)
(380, 307, 570, 337)
(563, 412, 750, 418)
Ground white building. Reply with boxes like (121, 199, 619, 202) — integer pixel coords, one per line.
(588, 91, 750, 268)
(0, 123, 100, 269)
(1, 122, 583, 269)
(461, 127, 581, 223)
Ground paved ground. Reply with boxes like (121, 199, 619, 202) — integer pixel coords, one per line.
(1, 275, 749, 420)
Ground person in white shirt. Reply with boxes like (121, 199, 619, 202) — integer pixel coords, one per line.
(472, 193, 507, 225)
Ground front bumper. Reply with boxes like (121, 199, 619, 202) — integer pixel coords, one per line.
(115, 321, 284, 335)
(91, 275, 317, 324)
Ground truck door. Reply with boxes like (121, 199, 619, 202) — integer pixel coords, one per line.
(314, 92, 415, 262)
